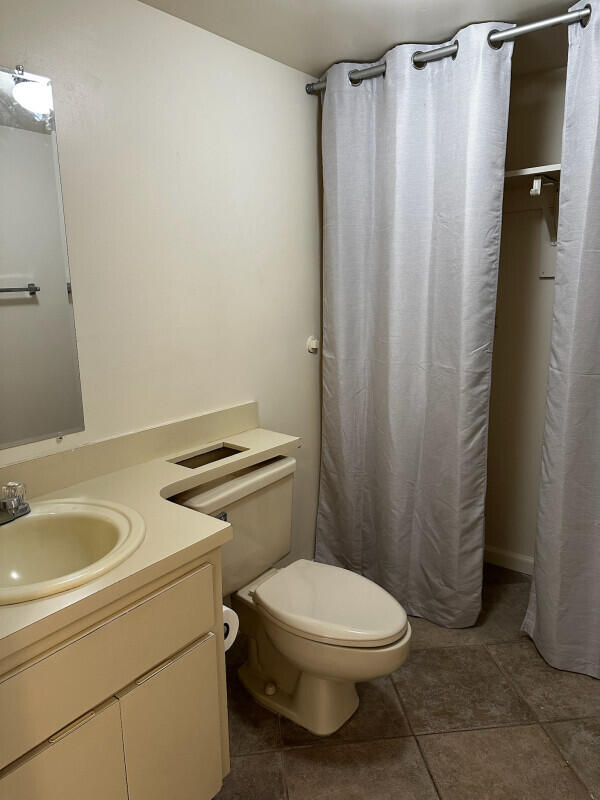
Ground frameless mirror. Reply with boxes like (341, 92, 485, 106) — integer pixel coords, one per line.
(0, 65, 84, 450)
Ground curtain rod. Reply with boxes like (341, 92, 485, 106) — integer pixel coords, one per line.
(305, 5, 591, 94)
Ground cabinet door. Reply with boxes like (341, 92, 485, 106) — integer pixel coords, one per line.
(118, 633, 222, 800)
(0, 699, 127, 800)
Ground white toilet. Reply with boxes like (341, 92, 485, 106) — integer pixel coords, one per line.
(179, 454, 411, 735)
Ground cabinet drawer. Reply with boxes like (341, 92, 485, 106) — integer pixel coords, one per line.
(0, 563, 214, 770)
(0, 699, 128, 800)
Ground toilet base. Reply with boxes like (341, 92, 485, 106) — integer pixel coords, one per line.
(239, 659, 359, 736)
(233, 590, 360, 735)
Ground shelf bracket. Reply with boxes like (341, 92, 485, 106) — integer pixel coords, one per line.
(530, 174, 558, 246)
(540, 184, 558, 247)
(529, 175, 543, 197)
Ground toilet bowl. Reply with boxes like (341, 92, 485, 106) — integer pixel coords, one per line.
(232, 559, 411, 735)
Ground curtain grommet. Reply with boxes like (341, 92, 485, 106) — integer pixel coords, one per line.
(412, 50, 427, 70)
(452, 39, 460, 59)
(581, 4, 592, 27)
(487, 29, 503, 49)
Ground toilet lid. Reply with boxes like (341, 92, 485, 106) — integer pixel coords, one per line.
(253, 560, 408, 647)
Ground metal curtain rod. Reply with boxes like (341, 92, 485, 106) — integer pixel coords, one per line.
(305, 5, 591, 94)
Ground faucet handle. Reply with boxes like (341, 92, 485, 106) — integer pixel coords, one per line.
(1, 481, 27, 510)
(2, 481, 26, 499)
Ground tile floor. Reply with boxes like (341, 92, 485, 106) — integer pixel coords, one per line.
(217, 565, 600, 799)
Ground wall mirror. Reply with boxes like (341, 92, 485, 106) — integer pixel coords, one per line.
(0, 65, 84, 450)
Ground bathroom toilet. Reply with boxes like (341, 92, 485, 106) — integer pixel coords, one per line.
(179, 454, 411, 735)
(233, 559, 411, 734)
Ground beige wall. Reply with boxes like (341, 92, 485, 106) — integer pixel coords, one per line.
(485, 67, 566, 573)
(505, 68, 566, 171)
(0, 0, 321, 562)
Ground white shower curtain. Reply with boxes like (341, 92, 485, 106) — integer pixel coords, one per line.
(315, 23, 513, 627)
(523, 0, 600, 678)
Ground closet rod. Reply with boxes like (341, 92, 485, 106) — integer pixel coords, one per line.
(305, 5, 591, 94)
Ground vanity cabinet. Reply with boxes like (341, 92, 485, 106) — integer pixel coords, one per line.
(0, 699, 128, 800)
(0, 556, 228, 800)
(118, 634, 222, 800)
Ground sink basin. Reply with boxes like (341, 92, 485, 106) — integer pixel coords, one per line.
(0, 499, 145, 605)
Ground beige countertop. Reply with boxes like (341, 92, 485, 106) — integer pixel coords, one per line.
(0, 426, 300, 664)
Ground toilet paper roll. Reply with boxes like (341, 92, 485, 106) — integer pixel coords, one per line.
(223, 605, 239, 653)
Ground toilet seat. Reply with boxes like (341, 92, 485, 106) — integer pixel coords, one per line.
(253, 559, 408, 648)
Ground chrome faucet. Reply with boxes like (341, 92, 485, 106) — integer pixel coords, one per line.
(0, 482, 31, 526)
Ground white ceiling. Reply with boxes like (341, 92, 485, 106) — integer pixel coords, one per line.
(142, 0, 571, 78)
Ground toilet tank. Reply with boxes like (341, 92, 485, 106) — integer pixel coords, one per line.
(175, 456, 296, 596)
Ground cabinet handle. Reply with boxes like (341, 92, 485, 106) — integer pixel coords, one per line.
(49, 711, 95, 743)
(134, 633, 214, 686)
(135, 660, 171, 686)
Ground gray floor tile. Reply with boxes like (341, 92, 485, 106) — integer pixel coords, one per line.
(392, 645, 534, 734)
(227, 671, 281, 756)
(483, 563, 531, 585)
(545, 717, 600, 797)
(283, 737, 438, 800)
(280, 677, 410, 747)
(488, 640, 600, 722)
(216, 751, 286, 799)
(408, 614, 505, 651)
(409, 582, 530, 651)
(419, 724, 589, 800)
(481, 581, 531, 638)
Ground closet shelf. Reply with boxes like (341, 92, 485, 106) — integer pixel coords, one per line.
(504, 164, 561, 188)
(504, 164, 561, 249)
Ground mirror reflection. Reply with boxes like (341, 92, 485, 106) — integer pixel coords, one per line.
(0, 65, 84, 450)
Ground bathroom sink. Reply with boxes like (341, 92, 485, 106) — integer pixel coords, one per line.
(0, 499, 145, 605)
